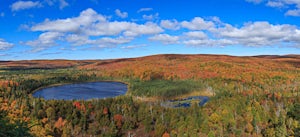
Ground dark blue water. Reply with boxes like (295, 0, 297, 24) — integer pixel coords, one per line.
(33, 82, 128, 100)
(161, 96, 209, 108)
(174, 96, 209, 108)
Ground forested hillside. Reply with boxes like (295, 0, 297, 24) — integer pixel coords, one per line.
(0, 54, 299, 136)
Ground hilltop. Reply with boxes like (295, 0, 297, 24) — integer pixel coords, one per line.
(1, 54, 299, 69)
(1, 54, 299, 83)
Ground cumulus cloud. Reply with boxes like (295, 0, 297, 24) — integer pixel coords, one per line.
(25, 32, 63, 50)
(27, 8, 164, 51)
(181, 17, 215, 30)
(115, 9, 128, 18)
(25, 8, 300, 51)
(82, 21, 163, 37)
(142, 13, 159, 20)
(32, 8, 106, 33)
(11, 1, 42, 11)
(180, 18, 300, 47)
(66, 34, 90, 46)
(83, 21, 132, 36)
(217, 22, 300, 46)
(137, 8, 153, 13)
(0, 39, 14, 50)
(247, 0, 300, 17)
(149, 34, 179, 44)
(122, 22, 163, 37)
(160, 19, 180, 30)
(32, 8, 163, 37)
(92, 37, 133, 47)
(285, 9, 300, 16)
(66, 36, 133, 48)
(183, 31, 207, 39)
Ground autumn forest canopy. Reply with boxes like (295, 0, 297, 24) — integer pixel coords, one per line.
(0, 54, 300, 136)
(1, 0, 300, 136)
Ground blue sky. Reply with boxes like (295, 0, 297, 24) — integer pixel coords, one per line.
(0, 0, 300, 60)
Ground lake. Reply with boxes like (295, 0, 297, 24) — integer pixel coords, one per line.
(33, 82, 128, 100)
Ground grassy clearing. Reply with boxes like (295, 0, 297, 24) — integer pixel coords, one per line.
(129, 80, 206, 98)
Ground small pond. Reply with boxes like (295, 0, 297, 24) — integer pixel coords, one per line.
(33, 82, 128, 100)
(161, 96, 209, 108)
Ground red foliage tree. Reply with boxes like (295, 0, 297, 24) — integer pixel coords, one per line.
(113, 114, 123, 128)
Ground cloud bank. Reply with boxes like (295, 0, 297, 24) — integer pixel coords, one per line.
(23, 8, 300, 52)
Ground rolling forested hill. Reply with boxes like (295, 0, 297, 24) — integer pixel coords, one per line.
(0, 54, 299, 136)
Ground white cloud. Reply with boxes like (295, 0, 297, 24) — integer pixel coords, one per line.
(83, 21, 163, 37)
(84, 21, 132, 36)
(142, 13, 159, 20)
(209, 16, 224, 25)
(44, 0, 69, 9)
(267, 0, 300, 8)
(123, 22, 163, 37)
(183, 39, 236, 47)
(207, 22, 300, 46)
(285, 9, 300, 16)
(115, 9, 128, 18)
(71, 36, 133, 49)
(11, 1, 42, 11)
(179, 18, 300, 47)
(25, 32, 63, 50)
(29, 33, 133, 50)
(246, 0, 263, 4)
(27, 8, 165, 51)
(266, 1, 285, 8)
(0, 39, 13, 50)
(32, 8, 106, 33)
(32, 8, 162, 37)
(92, 36, 133, 46)
(183, 31, 207, 39)
(26, 8, 300, 51)
(216, 22, 299, 46)
(137, 8, 153, 13)
(149, 34, 179, 44)
(121, 44, 146, 49)
(160, 19, 180, 30)
(181, 17, 215, 30)
(247, 0, 300, 17)
(66, 34, 90, 46)
(59, 0, 69, 9)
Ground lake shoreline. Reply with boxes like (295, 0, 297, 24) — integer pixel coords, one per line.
(31, 80, 129, 94)
(32, 80, 128, 100)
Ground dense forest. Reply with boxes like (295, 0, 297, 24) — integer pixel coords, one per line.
(0, 54, 299, 136)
